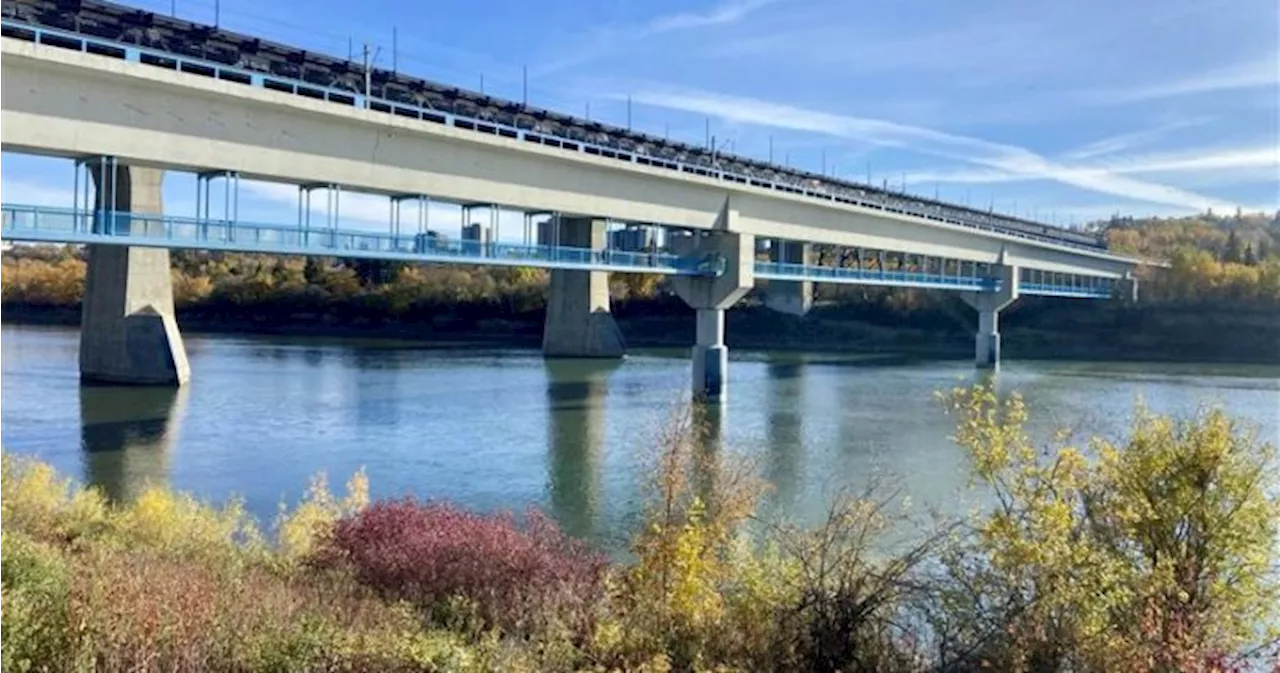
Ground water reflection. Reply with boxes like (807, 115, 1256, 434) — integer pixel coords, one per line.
(544, 360, 617, 539)
(79, 385, 188, 502)
(765, 356, 805, 508)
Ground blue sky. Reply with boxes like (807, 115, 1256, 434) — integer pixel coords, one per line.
(3, 0, 1278, 238)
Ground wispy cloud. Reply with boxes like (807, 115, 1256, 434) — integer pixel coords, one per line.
(626, 87, 1243, 212)
(1063, 119, 1207, 161)
(645, 0, 782, 34)
(907, 145, 1280, 187)
(1078, 56, 1279, 105)
(532, 0, 782, 77)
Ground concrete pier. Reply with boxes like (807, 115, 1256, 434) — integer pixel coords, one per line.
(763, 239, 813, 316)
(671, 204, 754, 402)
(541, 217, 626, 358)
(960, 264, 1019, 369)
(80, 161, 190, 386)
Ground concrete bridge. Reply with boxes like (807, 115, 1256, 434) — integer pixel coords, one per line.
(0, 5, 1145, 401)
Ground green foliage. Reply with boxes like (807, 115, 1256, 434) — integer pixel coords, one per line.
(1, 532, 75, 673)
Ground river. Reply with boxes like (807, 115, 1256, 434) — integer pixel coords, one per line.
(2, 323, 1277, 552)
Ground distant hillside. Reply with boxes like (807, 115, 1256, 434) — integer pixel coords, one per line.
(1083, 211, 1280, 307)
(1092, 210, 1280, 263)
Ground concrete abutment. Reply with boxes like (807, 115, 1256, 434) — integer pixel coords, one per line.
(763, 239, 813, 316)
(80, 160, 189, 386)
(541, 217, 626, 358)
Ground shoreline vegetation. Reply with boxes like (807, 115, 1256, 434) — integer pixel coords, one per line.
(3, 213, 1279, 364)
(3, 383, 1278, 672)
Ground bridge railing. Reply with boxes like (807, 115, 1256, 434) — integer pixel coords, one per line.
(0, 204, 705, 273)
(0, 19, 1109, 254)
(756, 261, 1115, 298)
(755, 261, 995, 292)
(1, 204, 1118, 296)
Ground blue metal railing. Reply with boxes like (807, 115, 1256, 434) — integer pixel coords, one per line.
(0, 204, 1115, 297)
(0, 19, 1108, 254)
(755, 261, 995, 292)
(1019, 282, 1112, 299)
(0, 204, 705, 274)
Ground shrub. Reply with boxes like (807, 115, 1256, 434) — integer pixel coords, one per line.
(1, 455, 109, 547)
(110, 484, 265, 568)
(320, 499, 608, 638)
(934, 383, 1280, 672)
(1, 532, 75, 672)
(607, 404, 767, 670)
(274, 468, 369, 566)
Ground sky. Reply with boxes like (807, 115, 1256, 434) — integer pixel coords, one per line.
(2, 0, 1278, 239)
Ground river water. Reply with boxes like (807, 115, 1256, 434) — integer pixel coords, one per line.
(2, 324, 1277, 552)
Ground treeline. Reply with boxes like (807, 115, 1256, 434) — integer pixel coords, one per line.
(1101, 211, 1280, 306)
(4, 210, 1280, 320)
(3, 385, 1277, 671)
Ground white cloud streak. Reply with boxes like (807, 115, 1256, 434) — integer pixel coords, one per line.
(907, 146, 1280, 187)
(1079, 56, 1279, 105)
(1063, 119, 1206, 161)
(645, 0, 783, 34)
(626, 87, 1243, 212)
(532, 0, 781, 76)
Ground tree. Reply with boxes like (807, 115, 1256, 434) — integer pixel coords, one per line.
(1223, 229, 1244, 264)
(345, 258, 404, 286)
(303, 256, 326, 284)
(1244, 242, 1258, 266)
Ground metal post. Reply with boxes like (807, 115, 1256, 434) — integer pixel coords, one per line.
(392, 27, 398, 72)
(363, 44, 372, 107)
(522, 65, 528, 105)
(72, 160, 80, 232)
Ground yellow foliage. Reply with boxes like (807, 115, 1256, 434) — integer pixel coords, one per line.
(1, 455, 109, 546)
(274, 468, 369, 564)
(112, 485, 265, 566)
(938, 382, 1280, 671)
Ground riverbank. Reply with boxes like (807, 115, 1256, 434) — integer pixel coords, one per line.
(4, 385, 1277, 672)
(6, 298, 1278, 364)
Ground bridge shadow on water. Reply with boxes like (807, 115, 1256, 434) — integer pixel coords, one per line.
(543, 359, 620, 542)
(78, 384, 189, 503)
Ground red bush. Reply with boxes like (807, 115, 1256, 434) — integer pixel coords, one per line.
(318, 499, 607, 636)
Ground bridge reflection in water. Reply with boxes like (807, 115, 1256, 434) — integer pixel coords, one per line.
(79, 384, 188, 502)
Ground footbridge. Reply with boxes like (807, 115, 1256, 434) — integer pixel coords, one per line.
(0, 3, 1146, 400)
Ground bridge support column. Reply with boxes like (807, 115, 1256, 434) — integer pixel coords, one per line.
(671, 205, 754, 402)
(542, 217, 626, 358)
(960, 264, 1019, 369)
(80, 160, 190, 386)
(764, 239, 813, 316)
(1117, 271, 1139, 303)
